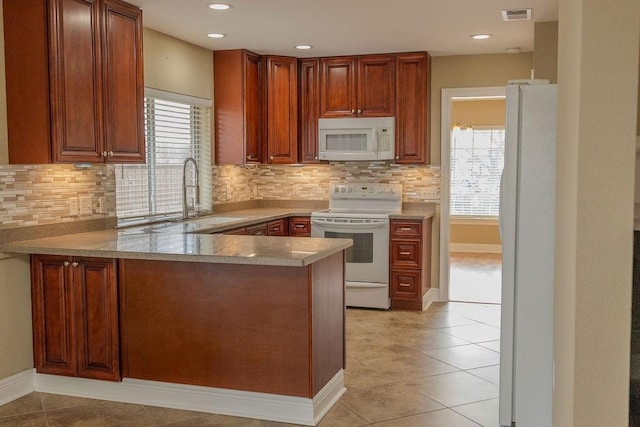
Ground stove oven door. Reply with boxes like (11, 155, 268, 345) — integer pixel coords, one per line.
(310, 217, 389, 286)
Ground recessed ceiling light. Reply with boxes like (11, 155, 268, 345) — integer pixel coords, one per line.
(207, 33, 226, 39)
(295, 45, 313, 50)
(208, 3, 231, 10)
(470, 34, 492, 40)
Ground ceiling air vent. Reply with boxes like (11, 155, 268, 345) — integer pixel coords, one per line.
(501, 9, 532, 21)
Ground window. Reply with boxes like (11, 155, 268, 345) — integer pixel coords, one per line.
(115, 89, 212, 224)
(450, 126, 505, 217)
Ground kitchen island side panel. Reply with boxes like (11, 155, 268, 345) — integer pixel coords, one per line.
(119, 259, 313, 397)
(311, 252, 345, 395)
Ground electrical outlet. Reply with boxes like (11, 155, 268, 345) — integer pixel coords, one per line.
(69, 197, 78, 216)
(98, 197, 107, 214)
(79, 195, 92, 215)
(421, 188, 439, 200)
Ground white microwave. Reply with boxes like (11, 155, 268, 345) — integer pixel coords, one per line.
(318, 117, 395, 161)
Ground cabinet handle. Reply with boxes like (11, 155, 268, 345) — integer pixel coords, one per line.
(247, 154, 256, 160)
(400, 251, 411, 255)
(72, 262, 79, 267)
(271, 227, 280, 232)
(63, 261, 70, 267)
(400, 227, 413, 231)
(295, 224, 306, 228)
(399, 283, 411, 287)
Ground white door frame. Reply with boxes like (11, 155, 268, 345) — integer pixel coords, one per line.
(439, 86, 506, 302)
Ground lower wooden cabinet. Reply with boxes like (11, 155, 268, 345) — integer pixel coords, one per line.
(31, 255, 120, 381)
(389, 217, 432, 310)
(289, 216, 311, 237)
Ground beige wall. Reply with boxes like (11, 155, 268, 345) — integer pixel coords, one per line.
(143, 28, 213, 100)
(0, 254, 32, 378)
(450, 221, 501, 246)
(451, 99, 505, 126)
(430, 53, 533, 165)
(534, 21, 559, 83)
(554, 0, 639, 425)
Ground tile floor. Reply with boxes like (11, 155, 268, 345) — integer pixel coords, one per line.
(449, 252, 502, 304)
(0, 302, 502, 426)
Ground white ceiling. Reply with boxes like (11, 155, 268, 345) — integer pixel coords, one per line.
(127, 0, 559, 58)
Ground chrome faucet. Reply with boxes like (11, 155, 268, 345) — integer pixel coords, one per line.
(182, 157, 200, 219)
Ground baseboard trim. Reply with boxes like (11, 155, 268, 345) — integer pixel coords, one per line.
(0, 369, 34, 407)
(34, 370, 345, 426)
(450, 243, 502, 254)
(422, 288, 440, 310)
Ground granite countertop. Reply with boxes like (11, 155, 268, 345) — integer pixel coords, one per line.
(0, 204, 436, 266)
(0, 229, 351, 267)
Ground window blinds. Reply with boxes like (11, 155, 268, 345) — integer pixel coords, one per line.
(115, 89, 212, 223)
(450, 127, 505, 217)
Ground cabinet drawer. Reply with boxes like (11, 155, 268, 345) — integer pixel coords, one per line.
(289, 217, 311, 237)
(390, 220, 422, 237)
(391, 240, 421, 268)
(267, 219, 288, 236)
(223, 227, 246, 235)
(245, 223, 268, 236)
(390, 270, 421, 299)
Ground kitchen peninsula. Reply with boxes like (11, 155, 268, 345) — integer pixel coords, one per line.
(1, 224, 351, 426)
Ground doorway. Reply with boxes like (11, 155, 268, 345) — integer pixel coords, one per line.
(439, 87, 505, 304)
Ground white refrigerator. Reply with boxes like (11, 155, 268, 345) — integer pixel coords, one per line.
(499, 81, 556, 427)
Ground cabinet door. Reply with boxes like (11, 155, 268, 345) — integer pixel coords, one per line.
(74, 257, 120, 381)
(267, 219, 288, 236)
(299, 58, 322, 163)
(31, 255, 76, 377)
(102, 0, 145, 163)
(320, 57, 357, 117)
(395, 53, 430, 164)
(357, 55, 395, 117)
(49, 0, 104, 163)
(390, 270, 421, 299)
(266, 56, 298, 164)
(244, 52, 264, 163)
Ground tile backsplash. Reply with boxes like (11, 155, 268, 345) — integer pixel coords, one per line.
(1, 161, 439, 228)
(255, 162, 440, 203)
(0, 164, 114, 228)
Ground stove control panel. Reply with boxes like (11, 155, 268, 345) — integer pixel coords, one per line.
(329, 183, 402, 200)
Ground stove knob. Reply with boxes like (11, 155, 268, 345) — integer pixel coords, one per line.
(341, 187, 346, 193)
(334, 187, 339, 193)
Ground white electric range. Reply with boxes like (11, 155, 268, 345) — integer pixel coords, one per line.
(311, 182, 402, 309)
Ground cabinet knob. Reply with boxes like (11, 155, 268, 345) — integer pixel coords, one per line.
(63, 261, 70, 267)
(395, 156, 399, 160)
(102, 151, 108, 157)
(314, 156, 318, 160)
(269, 156, 274, 160)
(357, 109, 362, 114)
(108, 151, 114, 157)
(72, 262, 79, 267)
(351, 109, 355, 114)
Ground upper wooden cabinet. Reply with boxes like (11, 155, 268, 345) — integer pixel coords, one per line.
(298, 58, 322, 163)
(266, 56, 298, 164)
(320, 55, 395, 118)
(3, 0, 144, 164)
(395, 52, 431, 164)
(214, 49, 264, 164)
